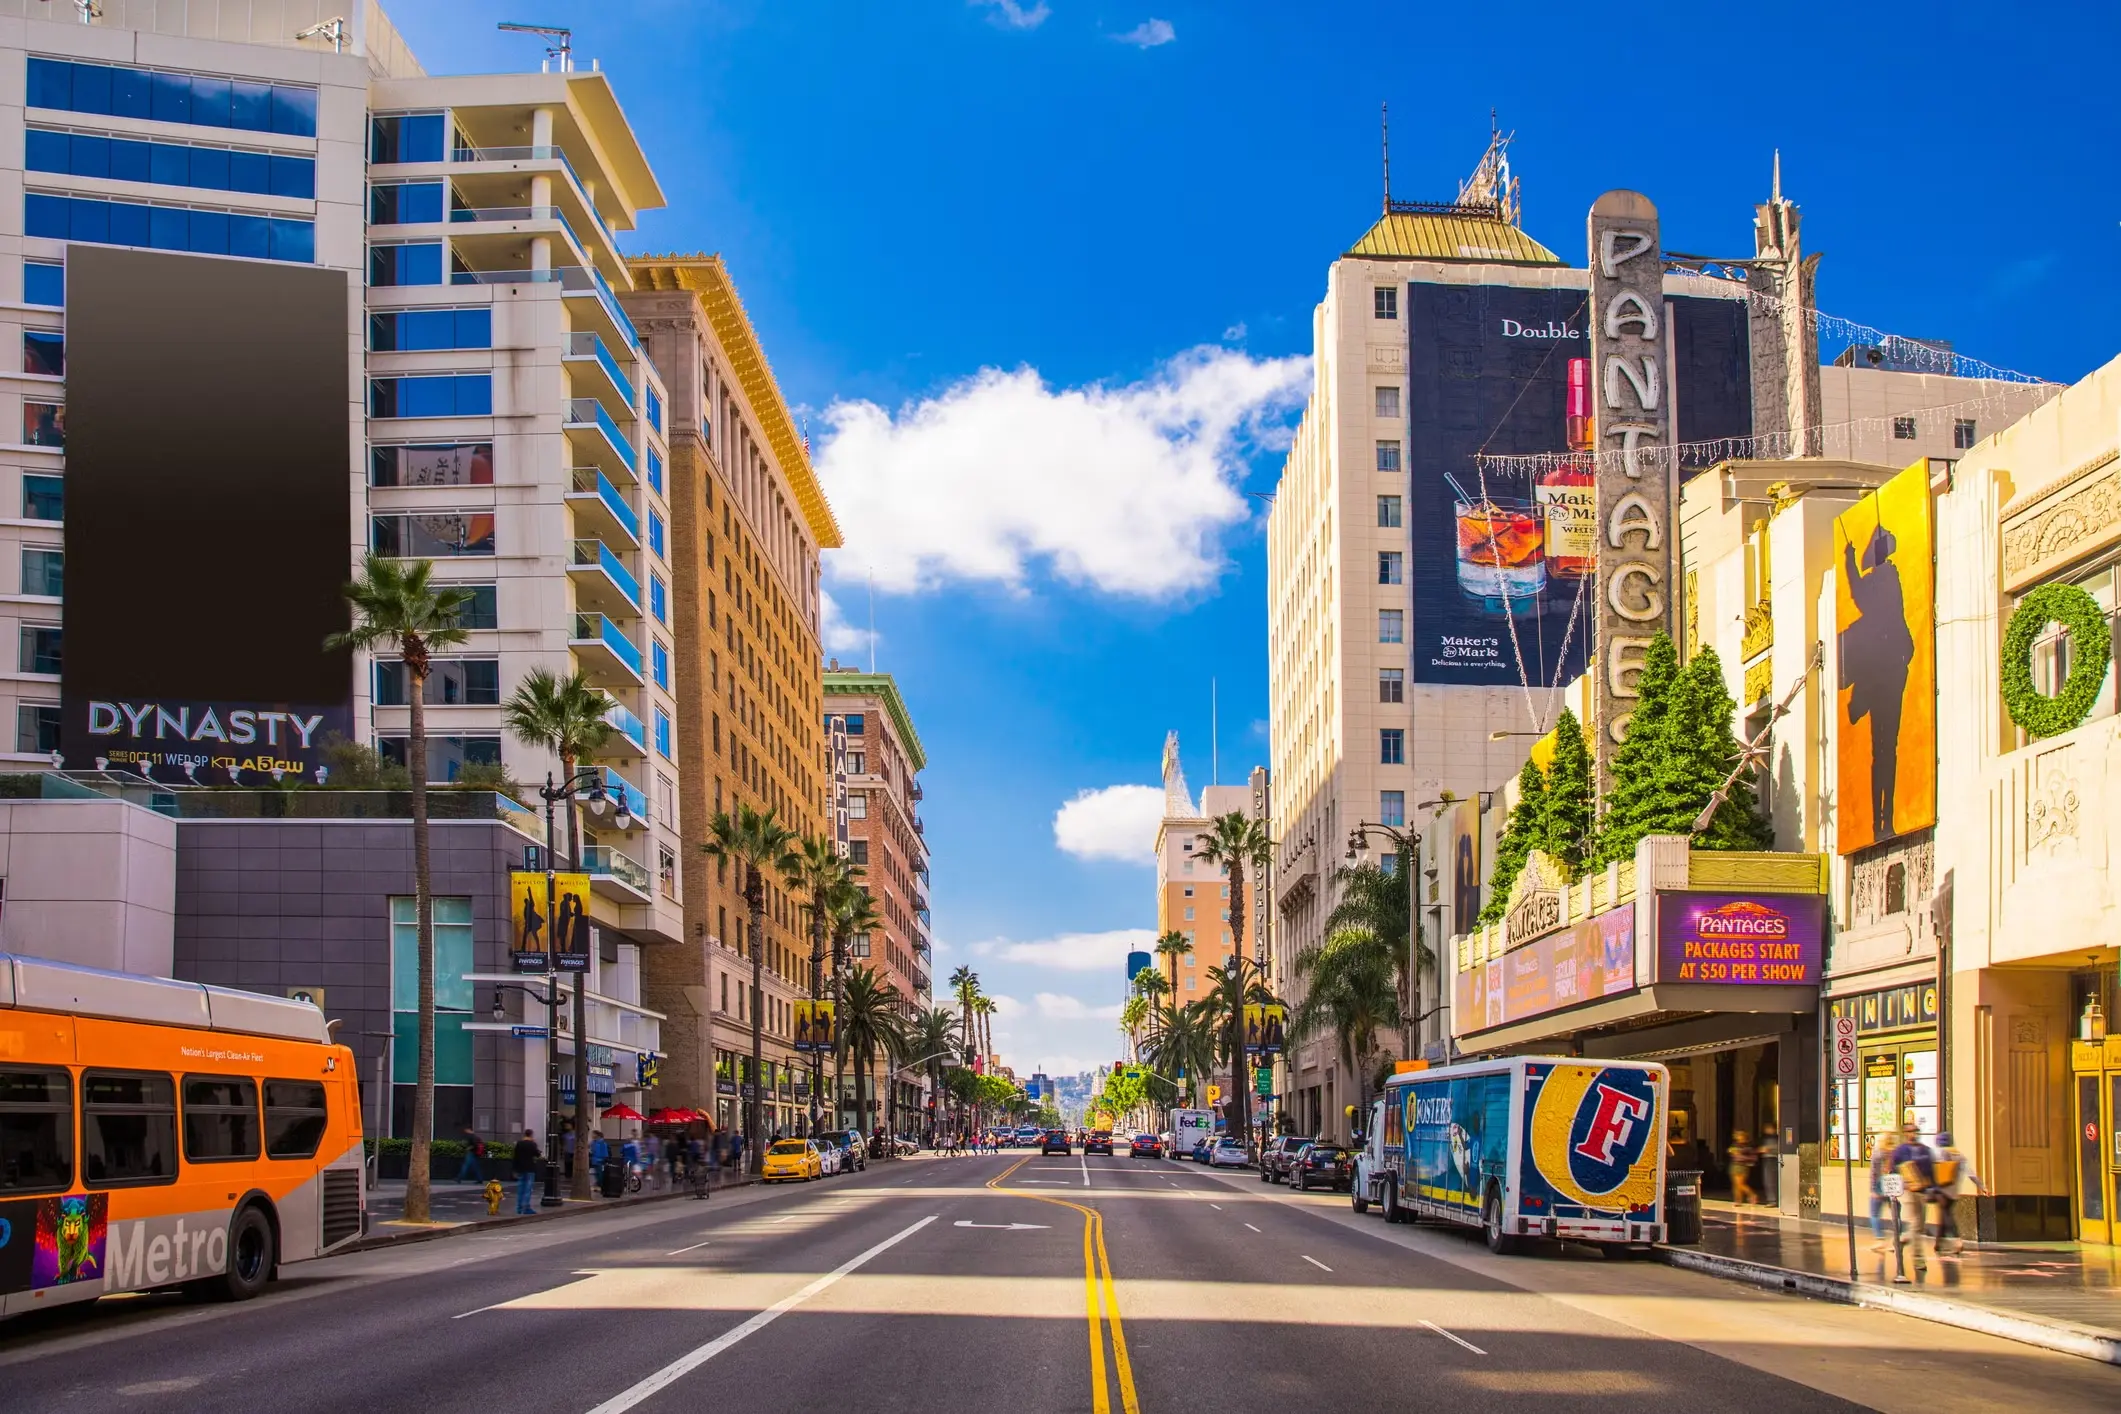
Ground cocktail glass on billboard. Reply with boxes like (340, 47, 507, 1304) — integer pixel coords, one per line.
(1454, 494, 1546, 609)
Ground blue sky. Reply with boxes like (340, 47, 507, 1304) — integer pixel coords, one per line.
(389, 0, 2121, 1074)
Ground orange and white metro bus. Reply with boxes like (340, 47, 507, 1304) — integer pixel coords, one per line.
(0, 951, 365, 1318)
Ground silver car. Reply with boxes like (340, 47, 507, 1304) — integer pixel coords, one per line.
(1208, 1135, 1251, 1168)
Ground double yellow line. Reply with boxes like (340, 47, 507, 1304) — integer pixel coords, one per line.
(989, 1158, 1140, 1414)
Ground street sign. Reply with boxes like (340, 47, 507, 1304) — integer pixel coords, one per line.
(1830, 1015, 1860, 1080)
(1879, 1174, 1905, 1198)
(510, 1025, 549, 1039)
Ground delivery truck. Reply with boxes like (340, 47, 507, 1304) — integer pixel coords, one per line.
(1351, 1056, 1668, 1256)
(1170, 1108, 1213, 1159)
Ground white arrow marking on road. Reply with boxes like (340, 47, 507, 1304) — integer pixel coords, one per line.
(952, 1220, 1050, 1230)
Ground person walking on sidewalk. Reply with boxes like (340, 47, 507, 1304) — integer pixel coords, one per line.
(511, 1130, 541, 1215)
(1727, 1130, 1761, 1205)
(1888, 1121, 1937, 1265)
(1928, 1132, 1987, 1255)
(1868, 1132, 1896, 1253)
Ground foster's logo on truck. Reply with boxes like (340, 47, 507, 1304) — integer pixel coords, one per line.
(1525, 1063, 1662, 1213)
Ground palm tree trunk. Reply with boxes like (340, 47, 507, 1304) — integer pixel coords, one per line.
(1229, 864, 1251, 1147)
(748, 884, 766, 1174)
(565, 751, 596, 1201)
(809, 914, 824, 1134)
(405, 681, 435, 1224)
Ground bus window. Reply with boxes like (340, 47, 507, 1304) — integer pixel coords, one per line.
(0, 1066, 74, 1192)
(84, 1070, 178, 1186)
(183, 1076, 261, 1162)
(264, 1080, 329, 1159)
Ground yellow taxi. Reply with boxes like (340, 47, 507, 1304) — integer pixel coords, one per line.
(761, 1138, 824, 1182)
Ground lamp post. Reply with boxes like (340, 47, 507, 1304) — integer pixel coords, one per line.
(1347, 820, 1421, 1066)
(534, 768, 631, 1205)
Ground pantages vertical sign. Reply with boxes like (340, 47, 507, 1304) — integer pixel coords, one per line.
(1587, 191, 1674, 782)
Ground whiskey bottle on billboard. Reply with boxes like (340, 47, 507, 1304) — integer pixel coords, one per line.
(1536, 357, 1596, 582)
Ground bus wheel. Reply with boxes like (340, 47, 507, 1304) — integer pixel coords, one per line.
(217, 1205, 276, 1301)
(1482, 1189, 1519, 1256)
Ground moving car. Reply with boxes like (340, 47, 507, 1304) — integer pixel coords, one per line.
(761, 1139, 824, 1182)
(1260, 1134, 1316, 1184)
(1208, 1135, 1251, 1168)
(1291, 1143, 1354, 1192)
(1015, 1124, 1045, 1147)
(1084, 1130, 1114, 1156)
(1190, 1137, 1214, 1163)
(1042, 1128, 1072, 1155)
(814, 1129, 866, 1173)
(1128, 1133, 1164, 1158)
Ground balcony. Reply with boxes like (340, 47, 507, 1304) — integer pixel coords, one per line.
(449, 141, 618, 251)
(564, 396, 638, 482)
(584, 763, 649, 830)
(602, 701, 647, 756)
(570, 612, 642, 687)
(565, 467, 640, 548)
(564, 330, 636, 415)
(569, 538, 641, 617)
(583, 842, 652, 901)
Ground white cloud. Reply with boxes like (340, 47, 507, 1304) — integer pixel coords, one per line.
(1053, 785, 1164, 864)
(1115, 18, 1176, 48)
(974, 0, 1050, 29)
(814, 347, 1309, 599)
(986, 989, 1130, 1076)
(968, 927, 1154, 972)
(1222, 321, 1247, 342)
(819, 588, 874, 659)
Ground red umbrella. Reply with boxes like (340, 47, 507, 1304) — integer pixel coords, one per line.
(601, 1103, 646, 1121)
(647, 1108, 688, 1124)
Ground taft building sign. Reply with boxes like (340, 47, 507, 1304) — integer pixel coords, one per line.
(1587, 191, 1673, 781)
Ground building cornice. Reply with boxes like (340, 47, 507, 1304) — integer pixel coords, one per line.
(824, 671, 926, 772)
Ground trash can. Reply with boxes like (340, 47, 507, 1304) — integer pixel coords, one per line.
(599, 1157, 626, 1198)
(1664, 1169, 1702, 1245)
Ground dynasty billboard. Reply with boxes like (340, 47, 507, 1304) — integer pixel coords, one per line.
(1833, 460, 1937, 853)
(60, 246, 351, 783)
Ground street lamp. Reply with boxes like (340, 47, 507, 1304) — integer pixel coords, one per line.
(533, 768, 626, 1206)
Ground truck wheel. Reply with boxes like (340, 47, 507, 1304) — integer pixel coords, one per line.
(1351, 1183, 1371, 1215)
(1259, 1167, 1272, 1184)
(1482, 1190, 1519, 1255)
(1381, 1177, 1402, 1224)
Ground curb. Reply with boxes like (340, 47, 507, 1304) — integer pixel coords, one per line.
(351, 1178, 759, 1252)
(1658, 1246, 2121, 1367)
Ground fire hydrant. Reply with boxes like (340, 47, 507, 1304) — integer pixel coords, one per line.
(483, 1179, 504, 1215)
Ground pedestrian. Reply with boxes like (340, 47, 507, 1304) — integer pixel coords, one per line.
(728, 1130, 746, 1175)
(511, 1129, 541, 1215)
(589, 1129, 610, 1193)
(562, 1121, 576, 1180)
(667, 1133, 685, 1188)
(457, 1125, 485, 1183)
(1868, 1131, 1896, 1253)
(1888, 1120, 1936, 1263)
(1927, 1131, 1987, 1255)
(1726, 1130, 1760, 1205)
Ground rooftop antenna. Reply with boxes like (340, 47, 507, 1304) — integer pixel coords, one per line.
(866, 567, 876, 674)
(1211, 678, 1218, 786)
(71, 0, 104, 23)
(295, 16, 349, 52)
(497, 22, 574, 73)
(1380, 102, 1391, 214)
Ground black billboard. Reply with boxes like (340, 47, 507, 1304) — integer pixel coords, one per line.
(61, 246, 352, 782)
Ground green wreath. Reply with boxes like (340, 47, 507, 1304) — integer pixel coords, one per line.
(2001, 583, 2111, 739)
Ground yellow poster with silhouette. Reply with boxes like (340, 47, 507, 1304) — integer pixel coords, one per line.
(1833, 461, 1935, 854)
(510, 871, 591, 973)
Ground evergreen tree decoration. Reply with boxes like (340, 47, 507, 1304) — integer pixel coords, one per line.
(1539, 707, 1594, 872)
(1677, 647, 1775, 850)
(1477, 755, 1547, 925)
(1590, 631, 1682, 867)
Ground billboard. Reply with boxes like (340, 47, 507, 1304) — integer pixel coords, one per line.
(1833, 460, 1936, 853)
(794, 999, 836, 1052)
(1454, 902, 1635, 1034)
(60, 247, 351, 782)
(1436, 797, 1483, 939)
(1655, 891, 1825, 986)
(510, 871, 592, 974)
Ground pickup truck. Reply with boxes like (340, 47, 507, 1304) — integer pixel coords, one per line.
(1258, 1133, 1316, 1184)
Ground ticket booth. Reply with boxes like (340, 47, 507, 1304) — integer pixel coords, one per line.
(2070, 1037, 2121, 1246)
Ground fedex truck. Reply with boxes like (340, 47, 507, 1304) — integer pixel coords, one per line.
(1171, 1108, 1213, 1158)
(1351, 1056, 1668, 1256)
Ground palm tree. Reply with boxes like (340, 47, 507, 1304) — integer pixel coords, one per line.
(974, 995, 997, 1071)
(326, 554, 470, 1224)
(702, 803, 801, 1171)
(1132, 968, 1170, 1007)
(1118, 993, 1150, 1060)
(790, 837, 851, 1128)
(828, 877, 883, 1128)
(1323, 851, 1428, 1058)
(1195, 811, 1273, 1143)
(1288, 925, 1401, 1142)
(907, 1006, 959, 1138)
(948, 965, 979, 1066)
(1153, 928, 1193, 999)
(500, 667, 615, 1199)
(1142, 1000, 1216, 1107)
(837, 964, 908, 1145)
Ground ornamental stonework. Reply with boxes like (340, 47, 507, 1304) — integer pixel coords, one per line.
(2001, 450, 2121, 591)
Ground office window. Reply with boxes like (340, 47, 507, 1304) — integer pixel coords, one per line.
(370, 113, 446, 164)
(849, 839, 870, 865)
(1893, 416, 1917, 440)
(454, 584, 499, 630)
(23, 331, 64, 376)
(1376, 440, 1402, 473)
(655, 707, 673, 760)
(1379, 608, 1405, 643)
(370, 443, 493, 487)
(652, 639, 671, 690)
(264, 1080, 329, 1160)
(0, 1067, 72, 1192)
(1374, 286, 1398, 319)
(1379, 667, 1404, 703)
(370, 242, 443, 287)
(25, 193, 312, 263)
(1377, 495, 1402, 528)
(182, 1075, 260, 1163)
(847, 752, 866, 775)
(22, 547, 62, 598)
(379, 737, 498, 784)
(22, 474, 63, 521)
(23, 260, 64, 308)
(649, 511, 666, 560)
(20, 625, 61, 676)
(28, 59, 316, 137)
(845, 714, 866, 735)
(370, 512, 495, 557)
(1954, 418, 1978, 450)
(1183, 907, 1195, 920)
(82, 1070, 177, 1186)
(1182, 887, 1194, 897)
(1379, 728, 1405, 764)
(651, 574, 668, 625)
(1379, 790, 1406, 827)
(1375, 386, 1401, 418)
(369, 180, 445, 225)
(370, 309, 491, 352)
(848, 793, 867, 819)
(373, 657, 498, 707)
(16, 701, 60, 753)
(370, 374, 492, 418)
(1378, 551, 1403, 585)
(648, 447, 664, 496)
(647, 387, 664, 434)
(22, 401, 64, 448)
(27, 128, 313, 199)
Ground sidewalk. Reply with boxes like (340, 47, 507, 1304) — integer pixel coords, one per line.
(362, 1168, 750, 1243)
(1664, 1198, 2121, 1365)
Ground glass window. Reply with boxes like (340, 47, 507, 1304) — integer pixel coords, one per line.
(1374, 286, 1398, 319)
(455, 584, 499, 630)
(845, 714, 865, 736)
(1375, 386, 1401, 418)
(82, 1070, 178, 1186)
(1379, 790, 1406, 828)
(0, 1065, 73, 1193)
(371, 511, 496, 557)
(371, 309, 491, 352)
(370, 181, 445, 225)
(849, 839, 870, 865)
(1954, 419, 1978, 450)
(24, 193, 312, 263)
(1378, 551, 1403, 585)
(20, 625, 61, 675)
(370, 113, 446, 164)
(378, 737, 499, 786)
(370, 443, 493, 487)
(1379, 667, 1404, 703)
(1376, 440, 1402, 472)
(647, 387, 664, 433)
(1377, 495, 1402, 528)
(16, 703, 61, 755)
(23, 474, 63, 520)
(24, 260, 64, 308)
(264, 1080, 329, 1160)
(22, 401, 65, 448)
(371, 374, 492, 418)
(22, 547, 63, 597)
(370, 242, 443, 287)
(649, 511, 666, 560)
(652, 639, 671, 690)
(182, 1075, 260, 1162)
(24, 330, 65, 377)
(656, 707, 673, 759)
(1380, 728, 1405, 764)
(390, 896, 476, 1013)
(1893, 416, 1916, 440)
(270, 85, 318, 137)
(648, 448, 664, 495)
(375, 657, 498, 706)
(651, 574, 668, 624)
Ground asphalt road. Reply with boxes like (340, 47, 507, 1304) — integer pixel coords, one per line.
(3, 1152, 2116, 1412)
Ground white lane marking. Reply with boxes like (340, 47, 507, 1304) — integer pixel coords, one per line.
(665, 1240, 713, 1256)
(1244, 1223, 1262, 1233)
(1422, 1320, 1487, 1356)
(768, 1215, 796, 1224)
(953, 1220, 1050, 1230)
(1302, 1255, 1333, 1272)
(1081, 1155, 1091, 1188)
(1019, 1179, 1073, 1185)
(583, 1215, 939, 1414)
(1209, 1203, 1223, 1211)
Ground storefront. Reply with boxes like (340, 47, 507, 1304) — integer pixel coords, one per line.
(2069, 969, 2121, 1245)
(1825, 981, 1939, 1171)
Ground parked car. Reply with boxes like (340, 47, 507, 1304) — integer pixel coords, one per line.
(761, 1139, 823, 1182)
(1190, 1137, 1214, 1163)
(1260, 1134, 1317, 1184)
(1291, 1143, 1355, 1192)
(813, 1129, 866, 1173)
(1127, 1133, 1164, 1158)
(1042, 1129, 1072, 1155)
(895, 1134, 921, 1156)
(1208, 1135, 1251, 1168)
(1084, 1130, 1114, 1156)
